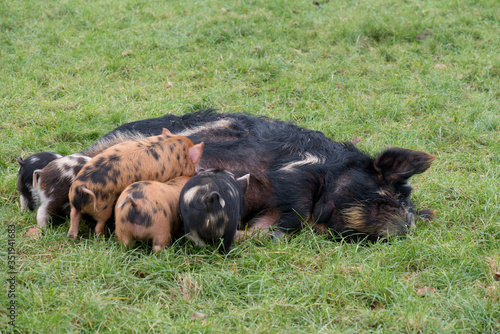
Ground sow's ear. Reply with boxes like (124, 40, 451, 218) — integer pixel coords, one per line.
(188, 142, 205, 164)
(17, 156, 25, 166)
(374, 147, 435, 182)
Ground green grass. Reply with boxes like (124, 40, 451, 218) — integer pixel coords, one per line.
(1, 0, 499, 332)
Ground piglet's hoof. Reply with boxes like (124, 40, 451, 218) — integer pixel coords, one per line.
(67, 232, 79, 240)
(271, 230, 286, 243)
(234, 230, 247, 242)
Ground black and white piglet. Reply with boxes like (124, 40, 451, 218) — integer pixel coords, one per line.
(33, 154, 91, 228)
(17, 152, 63, 211)
(179, 169, 249, 254)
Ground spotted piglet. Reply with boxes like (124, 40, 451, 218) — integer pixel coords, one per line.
(179, 169, 249, 254)
(68, 129, 204, 239)
(33, 154, 91, 228)
(114, 177, 190, 251)
(17, 152, 63, 211)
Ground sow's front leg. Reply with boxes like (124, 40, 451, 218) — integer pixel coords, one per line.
(235, 209, 280, 241)
(268, 168, 319, 238)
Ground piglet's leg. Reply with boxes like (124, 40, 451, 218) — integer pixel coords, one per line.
(186, 231, 206, 247)
(20, 195, 28, 211)
(152, 242, 166, 252)
(36, 204, 48, 229)
(221, 236, 234, 255)
(152, 233, 171, 252)
(94, 221, 106, 236)
(118, 235, 135, 249)
(67, 206, 81, 239)
(94, 206, 114, 237)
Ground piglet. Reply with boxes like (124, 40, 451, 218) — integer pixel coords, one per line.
(17, 131, 149, 214)
(179, 169, 249, 254)
(33, 154, 91, 228)
(114, 177, 190, 251)
(68, 129, 204, 239)
(17, 152, 63, 211)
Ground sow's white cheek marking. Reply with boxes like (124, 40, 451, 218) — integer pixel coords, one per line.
(279, 153, 326, 172)
(182, 184, 210, 206)
(176, 119, 233, 137)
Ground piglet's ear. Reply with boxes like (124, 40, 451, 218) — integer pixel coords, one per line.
(374, 147, 435, 182)
(188, 142, 204, 164)
(162, 128, 172, 136)
(207, 191, 225, 209)
(33, 169, 42, 187)
(236, 174, 250, 194)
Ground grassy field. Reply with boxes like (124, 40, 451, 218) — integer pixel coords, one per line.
(1, 0, 499, 332)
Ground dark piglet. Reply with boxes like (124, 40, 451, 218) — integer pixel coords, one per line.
(33, 154, 91, 228)
(180, 169, 249, 254)
(68, 129, 204, 239)
(17, 152, 63, 211)
(115, 177, 190, 251)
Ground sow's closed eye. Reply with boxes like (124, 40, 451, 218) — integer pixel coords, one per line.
(313, 200, 336, 225)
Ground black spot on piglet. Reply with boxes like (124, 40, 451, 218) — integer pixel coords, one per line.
(125, 207, 153, 227)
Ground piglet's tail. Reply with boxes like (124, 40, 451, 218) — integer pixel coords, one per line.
(81, 186, 98, 212)
(117, 194, 138, 209)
